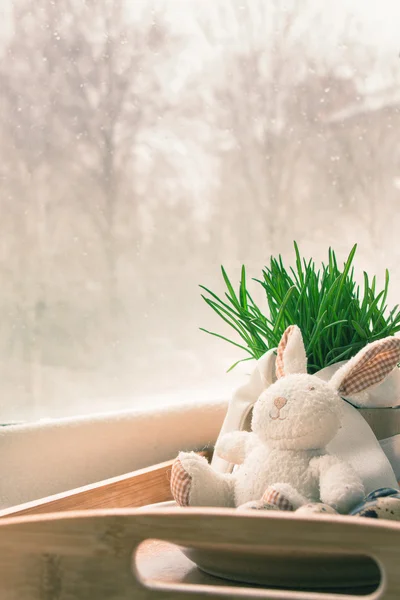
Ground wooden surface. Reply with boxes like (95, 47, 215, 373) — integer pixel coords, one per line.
(1, 507, 400, 599)
(0, 459, 175, 518)
(1, 450, 213, 520)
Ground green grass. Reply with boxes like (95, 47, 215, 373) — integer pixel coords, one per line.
(200, 243, 400, 373)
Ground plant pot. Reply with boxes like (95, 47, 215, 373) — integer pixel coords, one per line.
(211, 349, 400, 494)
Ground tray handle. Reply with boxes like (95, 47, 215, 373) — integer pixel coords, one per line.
(0, 508, 399, 599)
(132, 508, 400, 600)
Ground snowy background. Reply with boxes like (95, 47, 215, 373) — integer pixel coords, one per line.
(0, 0, 400, 421)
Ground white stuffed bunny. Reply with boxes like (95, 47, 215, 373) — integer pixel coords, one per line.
(171, 326, 400, 514)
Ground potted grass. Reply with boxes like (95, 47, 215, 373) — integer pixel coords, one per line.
(200, 243, 400, 375)
(200, 243, 400, 492)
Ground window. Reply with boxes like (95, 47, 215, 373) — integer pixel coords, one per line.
(0, 0, 399, 422)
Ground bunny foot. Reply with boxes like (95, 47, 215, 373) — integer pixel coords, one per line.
(237, 484, 303, 512)
(171, 455, 192, 506)
(170, 452, 235, 507)
(262, 483, 308, 511)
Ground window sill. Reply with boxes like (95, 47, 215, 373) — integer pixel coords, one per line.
(0, 398, 227, 510)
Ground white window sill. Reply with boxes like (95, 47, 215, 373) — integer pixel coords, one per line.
(0, 397, 228, 510)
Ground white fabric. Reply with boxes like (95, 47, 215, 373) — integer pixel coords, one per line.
(326, 401, 398, 494)
(0, 398, 227, 510)
(380, 434, 400, 481)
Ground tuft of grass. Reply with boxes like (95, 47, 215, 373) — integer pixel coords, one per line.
(200, 243, 400, 373)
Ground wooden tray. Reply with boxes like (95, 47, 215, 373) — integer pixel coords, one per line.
(1, 454, 400, 598)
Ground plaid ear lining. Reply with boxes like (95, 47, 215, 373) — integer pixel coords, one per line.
(275, 325, 295, 379)
(339, 338, 400, 396)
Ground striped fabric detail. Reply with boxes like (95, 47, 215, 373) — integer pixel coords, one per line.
(339, 337, 400, 396)
(170, 458, 192, 507)
(275, 325, 296, 379)
(262, 487, 294, 511)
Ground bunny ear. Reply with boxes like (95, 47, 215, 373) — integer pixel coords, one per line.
(330, 337, 400, 396)
(275, 325, 307, 379)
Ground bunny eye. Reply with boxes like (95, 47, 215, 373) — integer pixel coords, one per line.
(308, 386, 315, 391)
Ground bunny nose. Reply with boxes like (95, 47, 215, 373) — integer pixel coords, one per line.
(274, 396, 287, 409)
